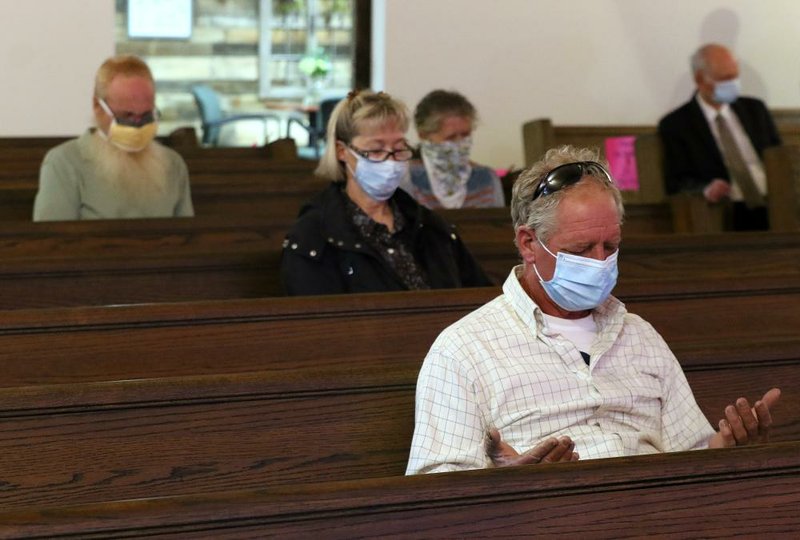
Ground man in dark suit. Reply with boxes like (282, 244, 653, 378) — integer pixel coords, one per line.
(658, 43, 781, 231)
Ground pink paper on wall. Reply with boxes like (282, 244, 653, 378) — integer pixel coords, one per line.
(604, 136, 639, 191)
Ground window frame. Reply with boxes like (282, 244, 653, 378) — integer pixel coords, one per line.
(258, 0, 371, 100)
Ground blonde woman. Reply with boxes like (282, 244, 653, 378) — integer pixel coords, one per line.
(280, 90, 491, 296)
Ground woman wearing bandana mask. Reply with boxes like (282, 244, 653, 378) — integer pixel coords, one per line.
(280, 90, 492, 296)
(400, 90, 504, 210)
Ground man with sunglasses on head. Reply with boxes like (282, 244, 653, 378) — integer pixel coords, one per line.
(406, 145, 780, 474)
(658, 43, 781, 231)
(33, 55, 194, 221)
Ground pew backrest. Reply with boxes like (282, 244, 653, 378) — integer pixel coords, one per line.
(764, 144, 800, 232)
(0, 325, 796, 511)
(1, 440, 798, 537)
(523, 118, 800, 233)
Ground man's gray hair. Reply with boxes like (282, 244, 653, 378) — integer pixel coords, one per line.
(510, 145, 625, 245)
(690, 43, 734, 76)
(690, 46, 710, 76)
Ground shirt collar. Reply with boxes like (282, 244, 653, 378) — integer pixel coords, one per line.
(502, 265, 546, 336)
(696, 93, 732, 123)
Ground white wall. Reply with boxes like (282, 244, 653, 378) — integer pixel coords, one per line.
(3, 1, 800, 168)
(0, 1, 115, 136)
(378, 0, 800, 168)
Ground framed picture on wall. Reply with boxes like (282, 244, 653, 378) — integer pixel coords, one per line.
(128, 0, 193, 40)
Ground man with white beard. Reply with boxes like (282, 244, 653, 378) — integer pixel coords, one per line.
(33, 55, 194, 221)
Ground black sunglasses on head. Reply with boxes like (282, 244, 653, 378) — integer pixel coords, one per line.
(532, 161, 613, 200)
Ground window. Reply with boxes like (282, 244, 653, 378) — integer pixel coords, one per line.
(114, 0, 370, 144)
(259, 0, 355, 100)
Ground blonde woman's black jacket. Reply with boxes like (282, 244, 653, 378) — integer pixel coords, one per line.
(280, 182, 493, 296)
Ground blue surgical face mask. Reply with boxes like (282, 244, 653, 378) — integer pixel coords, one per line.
(533, 239, 619, 311)
(712, 78, 741, 104)
(348, 149, 408, 201)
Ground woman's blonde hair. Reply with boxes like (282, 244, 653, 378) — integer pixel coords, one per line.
(315, 90, 410, 180)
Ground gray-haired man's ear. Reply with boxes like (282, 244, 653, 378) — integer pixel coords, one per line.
(515, 226, 538, 265)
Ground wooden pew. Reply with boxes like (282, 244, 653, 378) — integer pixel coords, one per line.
(0, 205, 668, 256)
(470, 227, 800, 290)
(0, 177, 675, 242)
(186, 172, 324, 220)
(0, 274, 795, 509)
(0, 248, 282, 307)
(0, 138, 68, 184)
(3, 225, 800, 308)
(440, 204, 674, 237)
(0, 216, 291, 309)
(2, 442, 798, 538)
(522, 119, 663, 207)
(772, 108, 800, 147)
(0, 136, 318, 221)
(521, 114, 800, 165)
(522, 118, 654, 165)
(523, 119, 800, 233)
(1, 283, 799, 385)
(0, 289, 493, 386)
(0, 134, 673, 229)
(522, 119, 797, 221)
(660, 143, 800, 234)
(763, 144, 800, 232)
(0, 169, 323, 222)
(0, 136, 310, 180)
(0, 133, 675, 232)
(0, 300, 795, 510)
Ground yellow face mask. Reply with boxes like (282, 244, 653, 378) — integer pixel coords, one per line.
(98, 98, 158, 152)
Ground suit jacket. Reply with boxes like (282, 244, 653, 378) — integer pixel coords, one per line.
(657, 95, 781, 195)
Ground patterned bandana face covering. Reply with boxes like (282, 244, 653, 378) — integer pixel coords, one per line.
(420, 137, 473, 208)
(533, 239, 619, 311)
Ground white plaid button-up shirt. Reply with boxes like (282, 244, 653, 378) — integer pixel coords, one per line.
(407, 267, 715, 475)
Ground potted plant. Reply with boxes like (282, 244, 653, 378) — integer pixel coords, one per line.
(298, 46, 332, 105)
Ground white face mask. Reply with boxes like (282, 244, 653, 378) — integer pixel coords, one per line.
(98, 98, 158, 152)
(534, 239, 619, 311)
(347, 149, 408, 201)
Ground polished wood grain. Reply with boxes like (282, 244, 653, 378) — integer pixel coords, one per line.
(3, 222, 800, 307)
(1, 442, 798, 538)
(0, 328, 795, 511)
